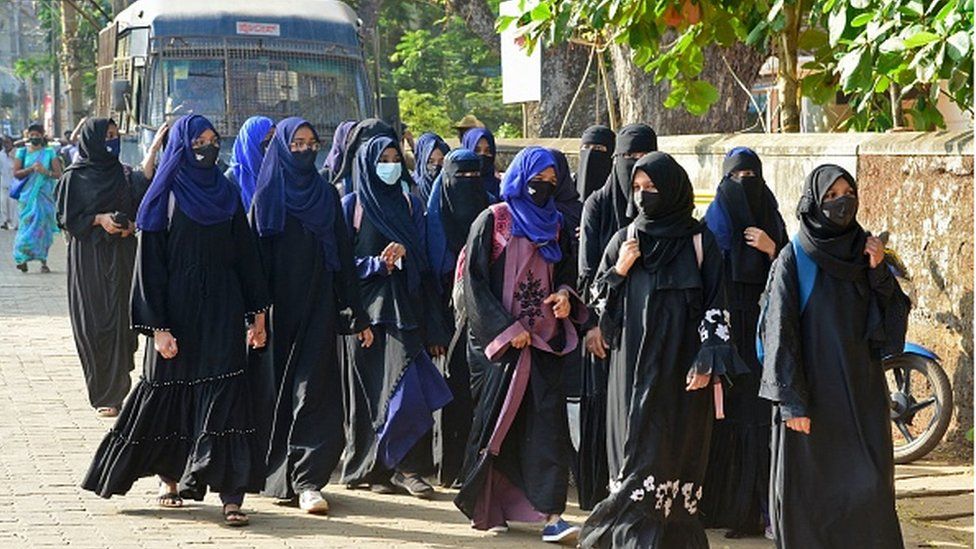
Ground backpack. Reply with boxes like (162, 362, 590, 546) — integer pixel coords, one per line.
(755, 234, 817, 364)
(451, 202, 514, 325)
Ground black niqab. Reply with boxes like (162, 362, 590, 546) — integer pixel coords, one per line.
(796, 164, 868, 281)
(607, 123, 657, 226)
(441, 153, 488, 254)
(630, 152, 702, 276)
(577, 125, 615, 200)
(549, 148, 583, 231)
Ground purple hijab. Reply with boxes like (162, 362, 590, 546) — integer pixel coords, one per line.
(252, 117, 340, 271)
(324, 119, 356, 176)
(136, 115, 239, 231)
(500, 146, 562, 263)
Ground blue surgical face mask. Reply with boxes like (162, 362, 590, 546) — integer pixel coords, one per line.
(105, 137, 121, 157)
(375, 162, 402, 186)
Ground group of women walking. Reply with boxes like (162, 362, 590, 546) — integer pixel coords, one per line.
(57, 112, 909, 548)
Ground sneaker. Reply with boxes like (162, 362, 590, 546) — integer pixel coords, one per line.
(298, 490, 329, 514)
(391, 472, 434, 499)
(542, 519, 580, 543)
(370, 482, 397, 495)
(488, 522, 509, 534)
(765, 526, 775, 541)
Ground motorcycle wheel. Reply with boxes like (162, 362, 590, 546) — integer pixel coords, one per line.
(884, 354, 953, 464)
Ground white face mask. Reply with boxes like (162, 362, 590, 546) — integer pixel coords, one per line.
(375, 162, 402, 186)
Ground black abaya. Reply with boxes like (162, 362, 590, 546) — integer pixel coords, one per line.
(257, 211, 369, 498)
(82, 204, 271, 500)
(758, 244, 907, 548)
(580, 228, 742, 549)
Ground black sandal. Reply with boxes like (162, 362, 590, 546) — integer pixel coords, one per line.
(157, 492, 183, 508)
(15, 263, 26, 273)
(223, 505, 249, 527)
(40, 265, 50, 274)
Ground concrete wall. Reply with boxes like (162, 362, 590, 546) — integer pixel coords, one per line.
(495, 131, 974, 456)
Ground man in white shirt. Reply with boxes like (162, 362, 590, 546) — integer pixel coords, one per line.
(0, 136, 18, 230)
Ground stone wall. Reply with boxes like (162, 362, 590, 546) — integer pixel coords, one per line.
(494, 131, 974, 456)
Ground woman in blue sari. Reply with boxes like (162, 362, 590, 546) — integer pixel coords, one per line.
(12, 123, 62, 272)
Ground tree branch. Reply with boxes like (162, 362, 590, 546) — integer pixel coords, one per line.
(445, 0, 500, 55)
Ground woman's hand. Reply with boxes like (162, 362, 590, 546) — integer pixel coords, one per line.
(785, 417, 811, 434)
(154, 331, 179, 359)
(745, 227, 776, 259)
(93, 213, 123, 235)
(247, 312, 267, 349)
(380, 242, 406, 271)
(614, 238, 641, 277)
(120, 221, 135, 238)
(544, 289, 571, 319)
(358, 327, 374, 348)
(685, 372, 711, 391)
(585, 326, 609, 359)
(511, 331, 532, 349)
(864, 236, 884, 269)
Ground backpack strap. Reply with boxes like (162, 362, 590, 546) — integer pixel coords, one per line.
(792, 234, 817, 314)
(693, 232, 703, 268)
(488, 202, 513, 263)
(353, 196, 363, 233)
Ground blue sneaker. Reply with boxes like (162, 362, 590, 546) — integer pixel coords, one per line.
(542, 519, 580, 543)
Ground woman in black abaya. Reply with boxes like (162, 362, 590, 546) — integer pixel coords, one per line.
(580, 152, 743, 548)
(700, 147, 787, 538)
(56, 118, 143, 417)
(251, 117, 373, 514)
(82, 115, 270, 527)
(758, 164, 909, 549)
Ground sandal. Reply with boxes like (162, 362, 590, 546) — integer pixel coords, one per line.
(40, 265, 50, 274)
(15, 263, 26, 273)
(223, 505, 250, 527)
(96, 407, 119, 417)
(157, 492, 183, 508)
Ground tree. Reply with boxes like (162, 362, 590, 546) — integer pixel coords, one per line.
(805, 0, 974, 130)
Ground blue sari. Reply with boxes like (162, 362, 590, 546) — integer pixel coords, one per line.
(13, 147, 57, 264)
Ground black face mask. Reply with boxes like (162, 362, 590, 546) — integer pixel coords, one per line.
(192, 144, 220, 168)
(615, 157, 639, 194)
(292, 149, 317, 169)
(634, 190, 665, 219)
(260, 137, 272, 156)
(29, 137, 43, 147)
(821, 195, 858, 228)
(479, 155, 494, 178)
(527, 179, 555, 207)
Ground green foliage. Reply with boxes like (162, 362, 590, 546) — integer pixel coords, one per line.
(13, 55, 57, 83)
(382, 7, 521, 138)
(806, 0, 974, 130)
(504, 0, 974, 130)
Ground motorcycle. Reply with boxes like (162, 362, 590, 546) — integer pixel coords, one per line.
(881, 239, 953, 464)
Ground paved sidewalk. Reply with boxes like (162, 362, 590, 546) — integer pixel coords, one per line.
(0, 230, 970, 548)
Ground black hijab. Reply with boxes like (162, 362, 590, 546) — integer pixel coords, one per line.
(796, 164, 868, 281)
(608, 123, 657, 226)
(577, 125, 615, 200)
(331, 118, 411, 187)
(439, 149, 488, 254)
(56, 118, 130, 236)
(715, 147, 786, 284)
(631, 152, 702, 277)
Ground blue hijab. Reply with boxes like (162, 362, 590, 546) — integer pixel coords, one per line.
(325, 119, 356, 176)
(461, 127, 500, 198)
(252, 117, 340, 271)
(136, 115, 239, 231)
(500, 146, 562, 263)
(412, 132, 450, 204)
(228, 115, 274, 210)
(354, 135, 428, 289)
(426, 148, 485, 278)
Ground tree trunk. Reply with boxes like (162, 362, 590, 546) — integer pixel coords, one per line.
(451, 0, 594, 138)
(60, 0, 86, 128)
(777, 0, 801, 132)
(609, 42, 766, 135)
(110, 0, 131, 16)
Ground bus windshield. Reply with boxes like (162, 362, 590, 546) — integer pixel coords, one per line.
(147, 53, 369, 138)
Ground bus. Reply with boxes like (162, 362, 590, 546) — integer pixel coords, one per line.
(94, 0, 374, 163)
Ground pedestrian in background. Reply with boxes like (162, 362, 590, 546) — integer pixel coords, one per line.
(11, 123, 62, 273)
(0, 136, 16, 230)
(56, 118, 148, 418)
